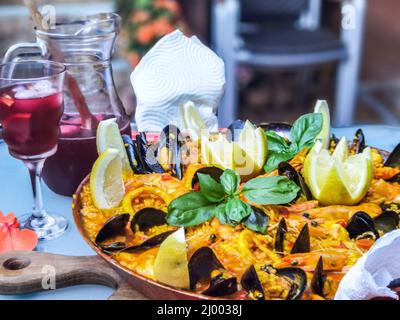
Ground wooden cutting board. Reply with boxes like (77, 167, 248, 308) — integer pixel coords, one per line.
(0, 250, 148, 300)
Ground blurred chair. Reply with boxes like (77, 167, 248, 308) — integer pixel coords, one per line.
(212, 0, 367, 127)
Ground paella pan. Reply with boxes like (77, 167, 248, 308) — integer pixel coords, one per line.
(73, 108, 400, 300)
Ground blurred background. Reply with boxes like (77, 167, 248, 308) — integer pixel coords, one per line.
(1, 0, 399, 127)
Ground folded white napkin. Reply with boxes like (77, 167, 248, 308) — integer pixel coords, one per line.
(131, 30, 225, 132)
(335, 229, 400, 300)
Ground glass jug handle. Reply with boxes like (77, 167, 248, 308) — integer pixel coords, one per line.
(2, 42, 48, 63)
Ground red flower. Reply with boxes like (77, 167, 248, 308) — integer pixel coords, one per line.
(152, 17, 175, 36)
(0, 211, 38, 254)
(136, 23, 156, 45)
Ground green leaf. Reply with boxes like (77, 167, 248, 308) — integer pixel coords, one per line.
(224, 198, 252, 224)
(264, 147, 297, 173)
(264, 131, 298, 173)
(290, 113, 323, 149)
(265, 131, 291, 153)
(243, 207, 269, 234)
(242, 176, 300, 205)
(197, 173, 225, 203)
(167, 192, 217, 227)
(220, 169, 241, 195)
(214, 203, 231, 225)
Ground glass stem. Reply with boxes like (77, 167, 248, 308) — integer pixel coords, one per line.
(24, 159, 47, 220)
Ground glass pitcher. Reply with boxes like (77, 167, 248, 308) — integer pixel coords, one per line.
(4, 13, 131, 196)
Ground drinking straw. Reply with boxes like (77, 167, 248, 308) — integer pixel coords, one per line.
(24, 0, 99, 130)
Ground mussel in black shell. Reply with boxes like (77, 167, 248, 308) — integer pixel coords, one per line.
(95, 213, 130, 252)
(351, 129, 366, 154)
(136, 132, 165, 174)
(122, 135, 142, 174)
(311, 256, 327, 297)
(374, 210, 399, 234)
(384, 143, 400, 168)
(157, 125, 183, 179)
(346, 211, 379, 240)
(275, 218, 287, 254)
(188, 247, 224, 290)
(130, 208, 167, 232)
(290, 223, 310, 254)
(95, 213, 130, 244)
(278, 162, 312, 200)
(241, 264, 307, 300)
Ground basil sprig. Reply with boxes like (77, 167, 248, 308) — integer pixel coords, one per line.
(264, 113, 322, 172)
(166, 169, 299, 234)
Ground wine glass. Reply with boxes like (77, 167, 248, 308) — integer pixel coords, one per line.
(0, 60, 68, 240)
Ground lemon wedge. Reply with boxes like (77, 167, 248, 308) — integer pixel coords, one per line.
(233, 120, 268, 177)
(180, 101, 208, 141)
(90, 148, 125, 209)
(153, 228, 190, 289)
(201, 133, 233, 170)
(303, 138, 373, 205)
(96, 118, 132, 175)
(314, 100, 331, 149)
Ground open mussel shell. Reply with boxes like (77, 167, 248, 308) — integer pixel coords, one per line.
(201, 275, 238, 297)
(157, 125, 183, 179)
(278, 162, 312, 200)
(241, 265, 307, 300)
(259, 122, 292, 139)
(136, 132, 165, 174)
(373, 211, 399, 234)
(191, 166, 224, 188)
(243, 206, 269, 234)
(274, 218, 287, 254)
(240, 265, 265, 300)
(384, 143, 400, 168)
(275, 267, 307, 300)
(188, 247, 224, 290)
(388, 173, 400, 183)
(290, 223, 310, 254)
(130, 208, 167, 232)
(95, 213, 130, 244)
(351, 129, 366, 154)
(122, 135, 142, 174)
(346, 211, 379, 240)
(311, 256, 327, 297)
(122, 230, 175, 253)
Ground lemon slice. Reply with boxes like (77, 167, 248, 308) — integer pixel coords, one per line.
(314, 100, 331, 149)
(201, 133, 233, 169)
(234, 121, 268, 177)
(180, 101, 208, 141)
(90, 148, 125, 209)
(96, 118, 132, 175)
(153, 228, 190, 289)
(303, 139, 373, 205)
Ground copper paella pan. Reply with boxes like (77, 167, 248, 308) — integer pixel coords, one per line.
(72, 144, 392, 300)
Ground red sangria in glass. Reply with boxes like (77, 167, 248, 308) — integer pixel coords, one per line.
(0, 60, 68, 240)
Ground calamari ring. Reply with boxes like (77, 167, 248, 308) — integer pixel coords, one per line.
(122, 186, 173, 216)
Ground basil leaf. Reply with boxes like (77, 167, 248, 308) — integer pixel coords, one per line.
(265, 131, 291, 153)
(264, 146, 297, 173)
(243, 207, 269, 234)
(220, 169, 241, 195)
(290, 113, 322, 149)
(214, 203, 232, 225)
(167, 192, 217, 227)
(242, 176, 300, 205)
(225, 198, 252, 224)
(197, 173, 225, 203)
